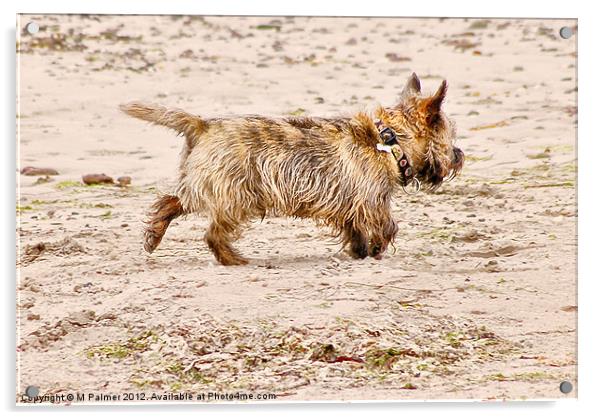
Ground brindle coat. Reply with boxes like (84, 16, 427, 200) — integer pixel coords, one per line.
(120, 73, 464, 265)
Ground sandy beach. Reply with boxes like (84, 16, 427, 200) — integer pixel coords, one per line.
(16, 15, 577, 402)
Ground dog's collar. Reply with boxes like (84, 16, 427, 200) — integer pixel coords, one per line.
(374, 119, 421, 194)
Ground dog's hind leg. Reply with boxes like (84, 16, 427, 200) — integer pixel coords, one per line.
(204, 213, 249, 266)
(143, 195, 185, 253)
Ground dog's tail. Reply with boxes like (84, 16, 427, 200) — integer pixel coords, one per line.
(119, 102, 208, 142)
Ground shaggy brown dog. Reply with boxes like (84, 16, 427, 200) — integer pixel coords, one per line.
(120, 73, 464, 265)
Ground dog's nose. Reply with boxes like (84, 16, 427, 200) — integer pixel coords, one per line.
(452, 146, 464, 168)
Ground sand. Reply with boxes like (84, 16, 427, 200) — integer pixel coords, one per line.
(16, 15, 577, 403)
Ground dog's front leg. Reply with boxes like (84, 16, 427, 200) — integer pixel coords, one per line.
(369, 216, 398, 260)
(343, 222, 369, 259)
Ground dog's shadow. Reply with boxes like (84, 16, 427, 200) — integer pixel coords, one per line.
(250, 251, 361, 269)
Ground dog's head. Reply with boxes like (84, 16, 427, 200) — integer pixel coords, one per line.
(383, 73, 464, 190)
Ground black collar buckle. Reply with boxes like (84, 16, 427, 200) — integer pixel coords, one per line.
(374, 119, 398, 146)
(378, 126, 398, 146)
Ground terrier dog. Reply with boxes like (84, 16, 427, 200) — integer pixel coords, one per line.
(120, 73, 464, 265)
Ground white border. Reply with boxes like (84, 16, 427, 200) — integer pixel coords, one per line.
(3, 1, 600, 419)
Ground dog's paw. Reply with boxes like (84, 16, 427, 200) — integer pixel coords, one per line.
(368, 243, 385, 259)
(348, 244, 368, 259)
(143, 230, 163, 253)
(216, 254, 249, 266)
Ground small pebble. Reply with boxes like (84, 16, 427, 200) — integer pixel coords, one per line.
(117, 176, 132, 186)
(21, 166, 59, 176)
(82, 173, 114, 185)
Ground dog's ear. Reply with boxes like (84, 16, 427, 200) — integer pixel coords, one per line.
(399, 72, 421, 100)
(421, 80, 447, 125)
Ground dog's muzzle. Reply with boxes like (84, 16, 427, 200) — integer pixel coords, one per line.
(452, 146, 465, 173)
(445, 146, 464, 183)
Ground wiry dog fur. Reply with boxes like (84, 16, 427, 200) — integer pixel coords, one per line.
(120, 73, 464, 265)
